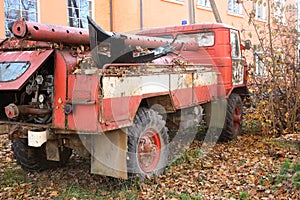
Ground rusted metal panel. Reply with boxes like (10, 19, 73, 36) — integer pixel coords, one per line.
(67, 75, 99, 132)
(11, 19, 89, 45)
(0, 50, 53, 90)
(91, 129, 128, 179)
(102, 76, 142, 98)
(46, 140, 60, 161)
(101, 65, 220, 126)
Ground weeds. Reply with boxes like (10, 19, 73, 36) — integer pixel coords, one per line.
(276, 158, 300, 189)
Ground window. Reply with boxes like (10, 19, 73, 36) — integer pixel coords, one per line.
(254, 1, 266, 20)
(228, 0, 242, 15)
(163, 0, 184, 4)
(4, 0, 39, 37)
(156, 35, 174, 39)
(230, 30, 241, 58)
(198, 0, 211, 8)
(254, 52, 265, 77)
(274, 0, 286, 24)
(67, 0, 93, 28)
(177, 32, 215, 47)
(0, 62, 31, 82)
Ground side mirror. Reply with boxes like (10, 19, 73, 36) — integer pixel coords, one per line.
(244, 40, 251, 50)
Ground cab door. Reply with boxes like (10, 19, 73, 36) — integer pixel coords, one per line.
(230, 29, 244, 86)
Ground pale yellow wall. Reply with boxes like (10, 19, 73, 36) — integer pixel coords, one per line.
(39, 0, 68, 25)
(0, 0, 297, 43)
(112, 0, 141, 32)
(94, 0, 111, 31)
(0, 0, 5, 39)
(142, 0, 188, 29)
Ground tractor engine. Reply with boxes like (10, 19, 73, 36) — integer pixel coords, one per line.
(3, 59, 54, 124)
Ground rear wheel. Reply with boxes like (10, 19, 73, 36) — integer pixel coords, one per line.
(127, 107, 169, 178)
(221, 93, 243, 141)
(12, 139, 72, 171)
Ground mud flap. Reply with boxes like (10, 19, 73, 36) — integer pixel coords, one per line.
(91, 129, 128, 179)
(0, 124, 8, 134)
(46, 140, 60, 161)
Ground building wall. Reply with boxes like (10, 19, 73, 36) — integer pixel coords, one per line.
(0, 0, 296, 44)
(40, 0, 67, 26)
(0, 1, 4, 38)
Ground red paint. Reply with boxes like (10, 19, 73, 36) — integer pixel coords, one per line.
(11, 19, 89, 45)
(52, 51, 67, 129)
(0, 50, 53, 90)
(138, 129, 161, 173)
(102, 96, 141, 124)
(67, 75, 99, 132)
(234, 105, 242, 133)
(138, 23, 247, 97)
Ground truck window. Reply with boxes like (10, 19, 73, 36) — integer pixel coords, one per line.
(230, 30, 241, 58)
(176, 32, 214, 47)
(0, 62, 30, 82)
(156, 35, 173, 39)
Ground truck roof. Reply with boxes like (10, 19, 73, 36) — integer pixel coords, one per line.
(137, 23, 237, 35)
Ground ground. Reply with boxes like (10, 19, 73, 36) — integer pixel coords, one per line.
(0, 131, 299, 200)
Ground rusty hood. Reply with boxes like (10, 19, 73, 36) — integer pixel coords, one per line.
(0, 49, 53, 90)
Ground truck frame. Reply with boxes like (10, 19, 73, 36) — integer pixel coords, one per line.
(0, 17, 249, 179)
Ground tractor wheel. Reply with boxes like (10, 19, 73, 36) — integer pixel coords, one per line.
(127, 107, 169, 179)
(12, 139, 72, 171)
(221, 93, 243, 141)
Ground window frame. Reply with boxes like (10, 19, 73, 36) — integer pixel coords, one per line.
(228, 0, 243, 15)
(197, 0, 211, 9)
(254, 1, 266, 21)
(67, 0, 94, 28)
(230, 29, 241, 59)
(162, 0, 184, 5)
(4, 0, 40, 37)
(274, 0, 286, 25)
(254, 51, 265, 77)
(176, 31, 215, 47)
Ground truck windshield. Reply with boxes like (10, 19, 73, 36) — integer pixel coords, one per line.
(0, 62, 30, 82)
(176, 32, 214, 47)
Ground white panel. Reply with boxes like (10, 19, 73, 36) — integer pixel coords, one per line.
(141, 75, 169, 94)
(103, 76, 142, 98)
(28, 130, 48, 147)
(194, 71, 218, 86)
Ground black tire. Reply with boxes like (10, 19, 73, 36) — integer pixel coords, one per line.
(12, 139, 72, 171)
(127, 107, 169, 179)
(221, 93, 243, 141)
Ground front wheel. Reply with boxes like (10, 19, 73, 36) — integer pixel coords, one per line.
(221, 93, 243, 141)
(127, 107, 169, 178)
(12, 139, 72, 171)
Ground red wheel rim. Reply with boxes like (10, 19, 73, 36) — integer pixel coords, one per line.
(137, 129, 161, 173)
(233, 105, 242, 133)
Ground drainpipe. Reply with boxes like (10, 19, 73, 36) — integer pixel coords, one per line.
(209, 0, 222, 23)
(140, 0, 143, 30)
(188, 0, 195, 24)
(110, 0, 113, 31)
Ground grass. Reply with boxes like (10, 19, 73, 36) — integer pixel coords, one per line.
(0, 167, 29, 186)
(55, 180, 138, 200)
(275, 158, 300, 189)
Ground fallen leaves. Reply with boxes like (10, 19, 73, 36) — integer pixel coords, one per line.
(0, 133, 299, 199)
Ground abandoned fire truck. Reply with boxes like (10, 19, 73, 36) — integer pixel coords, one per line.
(0, 17, 249, 179)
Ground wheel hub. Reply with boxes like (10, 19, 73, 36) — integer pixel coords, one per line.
(138, 129, 161, 172)
(233, 105, 242, 133)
